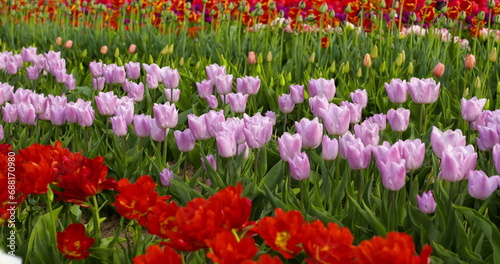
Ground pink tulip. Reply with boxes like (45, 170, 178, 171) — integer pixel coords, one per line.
(205, 64, 226, 81)
(365, 113, 387, 131)
(433, 62, 445, 77)
(95, 91, 118, 116)
(401, 139, 426, 171)
(465, 54, 476, 69)
(93, 77, 105, 91)
(278, 132, 302, 162)
(160, 168, 174, 187)
(196, 79, 214, 98)
(127, 82, 145, 102)
(322, 136, 338, 161)
(416, 191, 437, 214)
(110, 116, 128, 136)
(440, 145, 477, 182)
(350, 89, 368, 109)
(17, 103, 36, 125)
(338, 131, 356, 159)
(188, 114, 210, 140)
(354, 122, 380, 146)
(150, 118, 167, 142)
(278, 94, 295, 114)
(407, 77, 440, 104)
(295, 117, 323, 149)
(494, 144, 500, 174)
(309, 96, 329, 117)
(308, 77, 336, 101)
(227, 92, 249, 113)
(133, 114, 152, 138)
(26, 66, 39, 80)
(431, 126, 466, 158)
(346, 139, 372, 170)
(476, 124, 500, 151)
(340, 101, 362, 124)
(461, 97, 487, 122)
(89, 61, 104, 78)
(236, 76, 260, 95)
(384, 79, 408, 104)
(153, 102, 178, 129)
(216, 130, 237, 158)
(160, 67, 180, 89)
(215, 74, 233, 95)
(467, 170, 500, 200)
(146, 73, 158, 89)
(243, 113, 273, 149)
(206, 95, 218, 109)
(380, 158, 406, 191)
(201, 154, 217, 171)
(125, 61, 141, 80)
(247, 51, 257, 64)
(289, 152, 310, 180)
(164, 88, 180, 103)
(174, 129, 195, 152)
(128, 44, 137, 54)
(320, 103, 351, 136)
(2, 103, 17, 123)
(290, 84, 305, 104)
(387, 108, 410, 132)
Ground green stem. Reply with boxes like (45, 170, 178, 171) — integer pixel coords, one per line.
(92, 195, 101, 245)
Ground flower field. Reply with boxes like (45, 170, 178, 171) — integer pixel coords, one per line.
(1, 0, 500, 263)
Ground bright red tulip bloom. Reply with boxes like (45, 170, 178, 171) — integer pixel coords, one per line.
(57, 223, 95, 260)
(132, 245, 182, 264)
(206, 230, 258, 264)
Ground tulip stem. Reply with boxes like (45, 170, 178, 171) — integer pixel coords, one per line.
(164, 129, 169, 163)
(283, 113, 288, 133)
(121, 136, 126, 166)
(447, 181, 454, 213)
(357, 169, 364, 203)
(92, 195, 101, 245)
(389, 190, 396, 231)
(419, 104, 426, 136)
(45, 190, 57, 245)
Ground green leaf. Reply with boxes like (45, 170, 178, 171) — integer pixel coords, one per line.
(26, 207, 63, 264)
(347, 195, 387, 236)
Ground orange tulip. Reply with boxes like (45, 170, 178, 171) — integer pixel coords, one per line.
(433, 62, 445, 77)
(465, 54, 476, 69)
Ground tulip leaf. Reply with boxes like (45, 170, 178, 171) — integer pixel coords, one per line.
(258, 160, 284, 190)
(431, 241, 467, 264)
(454, 205, 500, 264)
(26, 206, 63, 264)
(347, 195, 387, 236)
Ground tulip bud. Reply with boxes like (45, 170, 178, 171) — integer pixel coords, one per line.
(228, 2, 234, 10)
(266, 51, 273, 62)
(299, 1, 306, 9)
(489, 47, 497, 62)
(379, 61, 386, 73)
(81, 49, 87, 58)
(100, 45, 108, 54)
(269, 1, 276, 10)
(161, 45, 169, 55)
(488, 0, 496, 8)
(328, 9, 335, 18)
(409, 12, 417, 22)
(256, 64, 261, 73)
(179, 57, 184, 66)
(371, 14, 378, 23)
(485, 99, 490, 110)
(279, 75, 285, 86)
(309, 52, 315, 64)
(472, 77, 481, 90)
(433, 62, 445, 77)
(380, 0, 386, 8)
(389, 9, 397, 19)
(395, 52, 405, 66)
(356, 68, 362, 78)
(425, 0, 432, 5)
(363, 53, 372, 68)
(149, 54, 154, 64)
(64, 40, 73, 49)
(465, 54, 476, 69)
(371, 45, 378, 59)
(330, 61, 336, 73)
(463, 88, 469, 98)
(495, 15, 500, 24)
(459, 11, 466, 20)
(286, 72, 292, 82)
(114, 47, 120, 58)
(407, 61, 414, 75)
(345, 4, 352, 13)
(478, 11, 485, 21)
(319, 3, 328, 13)
(56, 37, 63, 46)
(128, 44, 137, 54)
(257, 53, 263, 64)
(248, 51, 257, 64)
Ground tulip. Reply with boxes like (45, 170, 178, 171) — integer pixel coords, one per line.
(354, 122, 380, 146)
(265, 111, 277, 126)
(127, 82, 145, 102)
(125, 62, 141, 80)
(206, 95, 218, 109)
(308, 78, 336, 101)
(206, 64, 226, 81)
(338, 131, 356, 159)
(363, 53, 372, 68)
(243, 114, 273, 149)
(494, 144, 500, 174)
(248, 51, 257, 64)
(290, 84, 305, 104)
(322, 136, 338, 161)
(350, 89, 368, 108)
(373, 142, 402, 171)
(295, 117, 323, 149)
(309, 96, 329, 117)
(407, 77, 440, 104)
(65, 74, 76, 91)
(278, 94, 295, 114)
(26, 66, 39, 80)
(221, 118, 245, 144)
(188, 114, 210, 140)
(227, 93, 249, 113)
(196, 79, 214, 98)
(465, 54, 476, 69)
(387, 108, 410, 132)
(128, 44, 137, 54)
(320, 103, 351, 136)
(288, 152, 310, 180)
(30, 93, 47, 115)
(12, 88, 33, 104)
(161, 67, 180, 89)
(346, 139, 372, 170)
(201, 154, 217, 171)
(89, 61, 104, 78)
(467, 170, 500, 200)
(278, 132, 302, 162)
(461, 97, 487, 122)
(204, 110, 226, 137)
(380, 158, 406, 191)
(64, 40, 73, 49)
(236, 76, 260, 95)
(430, 126, 466, 158)
(153, 102, 178, 129)
(92, 77, 105, 91)
(174, 129, 195, 152)
(365, 113, 387, 130)
(416, 191, 437, 214)
(215, 130, 237, 158)
(133, 114, 152, 138)
(384, 79, 408, 104)
(440, 145, 477, 182)
(433, 62, 445, 77)
(237, 143, 250, 159)
(160, 168, 174, 187)
(340, 101, 362, 124)
(17, 103, 36, 125)
(476, 123, 500, 151)
(146, 74, 158, 89)
(114, 104, 134, 126)
(0, 125, 3, 141)
(164, 88, 181, 103)
(56, 37, 63, 46)
(215, 74, 233, 95)
(0, 83, 14, 105)
(401, 139, 426, 171)
(95, 91, 118, 116)
(77, 106, 95, 127)
(103, 64, 126, 84)
(2, 103, 18, 123)
(150, 118, 167, 142)
(100, 45, 108, 55)
(50, 105, 67, 126)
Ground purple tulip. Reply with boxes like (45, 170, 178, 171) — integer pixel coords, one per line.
(373, 142, 403, 172)
(0, 125, 3, 141)
(288, 152, 310, 180)
(104, 64, 126, 84)
(350, 89, 368, 108)
(174, 129, 196, 152)
(493, 144, 500, 174)
(227, 92, 249, 113)
(346, 138, 372, 170)
(320, 103, 351, 136)
(125, 61, 141, 80)
(216, 129, 237, 158)
(26, 66, 39, 80)
(322, 136, 338, 161)
(12, 88, 32, 104)
(440, 145, 477, 182)
(133, 114, 151, 137)
(95, 91, 118, 116)
(164, 88, 180, 103)
(365, 113, 387, 131)
(338, 131, 356, 159)
(476, 123, 500, 151)
(295, 117, 323, 149)
(89, 61, 104, 78)
(146, 74, 158, 89)
(110, 116, 128, 136)
(65, 74, 76, 90)
(407, 77, 440, 104)
(461, 97, 487, 122)
(238, 143, 250, 159)
(160, 168, 174, 187)
(236, 76, 260, 95)
(204, 110, 226, 137)
(431, 126, 466, 158)
(201, 154, 217, 171)
(278, 94, 295, 114)
(114, 104, 134, 126)
(206, 64, 226, 81)
(6, 61, 18, 75)
(153, 102, 178, 129)
(340, 101, 362, 124)
(127, 82, 145, 102)
(161, 67, 180, 89)
(308, 78, 336, 101)
(416, 191, 437, 214)
(17, 103, 36, 125)
(290, 84, 305, 104)
(196, 79, 214, 98)
(214, 74, 233, 95)
(309, 96, 329, 118)
(30, 93, 47, 115)
(50, 105, 67, 126)
(0, 83, 14, 105)
(54, 69, 67, 83)
(222, 118, 246, 144)
(188, 114, 210, 140)
(387, 108, 410, 132)
(278, 132, 302, 162)
(380, 158, 406, 191)
(93, 77, 105, 91)
(149, 118, 167, 142)
(21, 47, 37, 63)
(2, 103, 17, 123)
(243, 113, 273, 149)
(467, 170, 500, 200)
(401, 139, 426, 171)
(143, 63, 162, 78)
(384, 79, 408, 104)
(470, 110, 491, 130)
(206, 95, 218, 109)
(354, 122, 379, 146)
